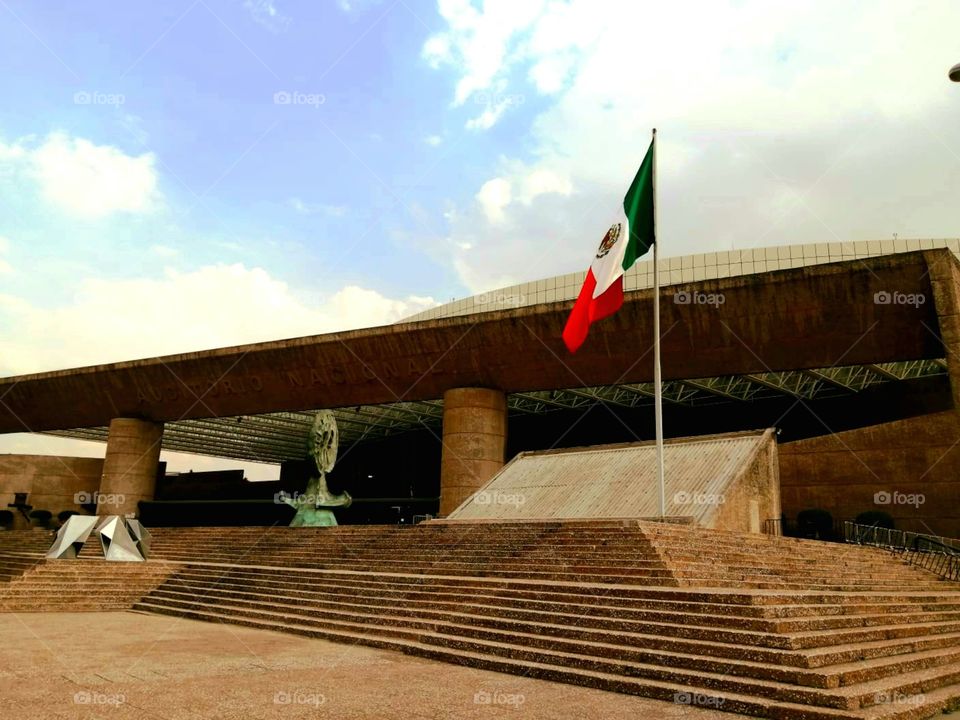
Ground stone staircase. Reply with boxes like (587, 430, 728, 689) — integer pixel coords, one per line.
(2, 521, 959, 718)
(642, 521, 947, 591)
(0, 529, 54, 583)
(0, 529, 177, 610)
(0, 558, 179, 611)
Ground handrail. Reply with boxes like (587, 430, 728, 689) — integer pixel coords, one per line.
(844, 521, 960, 582)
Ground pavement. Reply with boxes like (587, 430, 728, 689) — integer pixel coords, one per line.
(0, 611, 745, 720)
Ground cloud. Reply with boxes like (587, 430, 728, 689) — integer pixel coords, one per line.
(0, 132, 161, 219)
(244, 0, 291, 32)
(0, 263, 438, 376)
(424, 134, 443, 147)
(423, 0, 547, 128)
(426, 0, 960, 292)
(475, 177, 511, 223)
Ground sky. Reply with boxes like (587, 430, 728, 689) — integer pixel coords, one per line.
(0, 0, 959, 478)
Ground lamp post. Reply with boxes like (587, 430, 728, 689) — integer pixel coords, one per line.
(951, 63, 960, 82)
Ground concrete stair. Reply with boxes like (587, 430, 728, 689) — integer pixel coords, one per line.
(0, 530, 56, 583)
(125, 521, 960, 719)
(3, 521, 959, 718)
(0, 557, 180, 611)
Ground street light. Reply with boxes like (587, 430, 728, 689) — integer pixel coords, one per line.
(951, 62, 960, 82)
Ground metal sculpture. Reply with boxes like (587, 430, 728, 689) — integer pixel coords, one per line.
(46, 515, 151, 561)
(281, 410, 351, 526)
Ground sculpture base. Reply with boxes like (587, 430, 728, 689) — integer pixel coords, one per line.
(289, 507, 339, 527)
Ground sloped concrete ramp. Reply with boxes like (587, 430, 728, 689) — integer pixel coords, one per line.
(447, 430, 780, 531)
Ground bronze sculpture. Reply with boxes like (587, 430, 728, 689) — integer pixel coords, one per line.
(283, 411, 351, 526)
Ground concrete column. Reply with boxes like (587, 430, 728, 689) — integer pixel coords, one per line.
(439, 387, 507, 516)
(97, 418, 163, 517)
(926, 250, 960, 411)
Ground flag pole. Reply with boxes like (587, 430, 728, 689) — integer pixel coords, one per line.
(651, 128, 666, 517)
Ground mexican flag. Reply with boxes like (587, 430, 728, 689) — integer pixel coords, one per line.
(562, 138, 656, 353)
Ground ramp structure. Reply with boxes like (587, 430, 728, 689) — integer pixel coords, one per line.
(447, 430, 780, 532)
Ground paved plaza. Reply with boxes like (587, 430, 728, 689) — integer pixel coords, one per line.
(0, 611, 742, 720)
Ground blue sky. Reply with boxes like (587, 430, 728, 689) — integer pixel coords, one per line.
(1, 0, 959, 474)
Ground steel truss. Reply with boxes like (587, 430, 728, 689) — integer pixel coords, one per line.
(45, 359, 946, 465)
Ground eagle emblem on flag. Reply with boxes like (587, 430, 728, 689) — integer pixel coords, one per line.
(595, 222, 622, 259)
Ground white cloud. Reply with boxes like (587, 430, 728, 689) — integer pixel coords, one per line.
(425, 0, 546, 105)
(0, 263, 438, 376)
(244, 0, 291, 32)
(426, 0, 960, 292)
(465, 96, 511, 131)
(424, 134, 443, 147)
(519, 168, 571, 203)
(18, 132, 160, 218)
(475, 177, 512, 223)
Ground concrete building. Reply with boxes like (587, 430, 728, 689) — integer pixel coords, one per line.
(1, 239, 959, 534)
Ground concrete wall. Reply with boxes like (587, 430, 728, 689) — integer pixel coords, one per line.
(779, 412, 960, 537)
(710, 430, 781, 534)
(0, 454, 102, 525)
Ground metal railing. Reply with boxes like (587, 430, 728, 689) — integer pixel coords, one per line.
(844, 521, 960, 582)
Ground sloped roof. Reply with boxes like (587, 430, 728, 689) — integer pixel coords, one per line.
(447, 430, 775, 523)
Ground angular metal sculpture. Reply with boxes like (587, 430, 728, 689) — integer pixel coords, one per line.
(126, 518, 152, 558)
(46, 515, 98, 559)
(282, 411, 351, 526)
(45, 515, 149, 561)
(96, 516, 144, 562)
